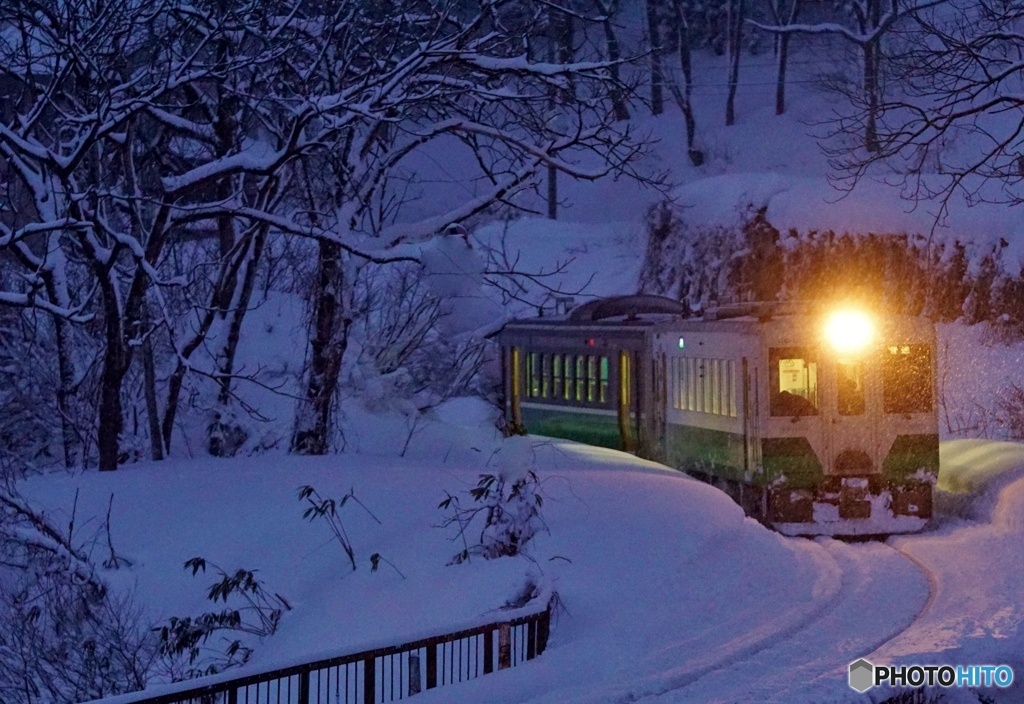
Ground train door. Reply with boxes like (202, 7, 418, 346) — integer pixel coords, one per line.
(824, 352, 880, 483)
(618, 350, 637, 452)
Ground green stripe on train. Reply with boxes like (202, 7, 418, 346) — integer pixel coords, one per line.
(666, 424, 746, 482)
(665, 428, 826, 489)
(882, 434, 940, 480)
(762, 437, 825, 490)
(521, 406, 623, 449)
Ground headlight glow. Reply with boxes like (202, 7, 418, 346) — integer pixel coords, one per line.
(825, 310, 874, 354)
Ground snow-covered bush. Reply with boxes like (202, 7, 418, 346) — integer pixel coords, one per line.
(352, 261, 490, 414)
(639, 200, 1022, 331)
(438, 440, 548, 565)
(0, 488, 155, 703)
(997, 383, 1024, 441)
(154, 559, 290, 681)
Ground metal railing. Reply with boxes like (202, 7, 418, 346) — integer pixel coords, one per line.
(94, 599, 553, 704)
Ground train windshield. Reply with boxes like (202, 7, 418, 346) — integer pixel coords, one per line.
(837, 359, 866, 415)
(769, 347, 819, 416)
(883, 344, 932, 413)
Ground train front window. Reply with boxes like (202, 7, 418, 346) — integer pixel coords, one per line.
(769, 347, 819, 416)
(883, 344, 932, 413)
(837, 360, 865, 415)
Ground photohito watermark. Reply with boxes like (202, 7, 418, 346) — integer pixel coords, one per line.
(848, 659, 1014, 693)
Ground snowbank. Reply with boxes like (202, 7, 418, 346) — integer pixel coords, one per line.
(670, 172, 1024, 266)
(20, 400, 829, 701)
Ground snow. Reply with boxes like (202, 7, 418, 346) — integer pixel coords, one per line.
(778, 495, 928, 537)
(12, 16, 1024, 704)
(668, 172, 1024, 261)
(13, 403, 844, 701)
(22, 384, 1024, 704)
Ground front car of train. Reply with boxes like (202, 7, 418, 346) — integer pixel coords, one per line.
(758, 306, 938, 536)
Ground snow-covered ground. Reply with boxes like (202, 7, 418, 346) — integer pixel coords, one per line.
(20, 398, 1024, 704)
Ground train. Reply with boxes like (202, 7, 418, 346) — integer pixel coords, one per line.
(497, 295, 939, 536)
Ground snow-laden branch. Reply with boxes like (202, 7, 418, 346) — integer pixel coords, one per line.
(748, 0, 948, 45)
(0, 290, 95, 323)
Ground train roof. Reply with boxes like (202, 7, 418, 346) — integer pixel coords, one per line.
(501, 296, 935, 334)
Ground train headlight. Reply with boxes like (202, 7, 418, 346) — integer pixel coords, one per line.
(825, 310, 873, 354)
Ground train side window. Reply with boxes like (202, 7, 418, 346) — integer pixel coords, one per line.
(587, 356, 597, 402)
(883, 345, 932, 413)
(527, 353, 538, 398)
(705, 360, 714, 414)
(669, 358, 677, 409)
(675, 358, 684, 409)
(541, 354, 551, 398)
(575, 356, 585, 402)
(724, 360, 733, 415)
(837, 360, 865, 415)
(695, 359, 705, 413)
(600, 357, 609, 403)
(711, 359, 721, 415)
(687, 357, 697, 411)
(769, 347, 819, 416)
(564, 355, 574, 400)
(730, 359, 739, 417)
(552, 355, 563, 399)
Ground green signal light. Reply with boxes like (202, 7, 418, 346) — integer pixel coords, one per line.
(678, 337, 685, 349)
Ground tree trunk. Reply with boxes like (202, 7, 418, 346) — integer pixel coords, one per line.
(53, 316, 78, 468)
(161, 232, 252, 454)
(41, 274, 79, 469)
(292, 239, 351, 455)
(140, 304, 164, 461)
(647, 0, 664, 115)
(600, 6, 631, 121)
(863, 39, 879, 152)
(725, 0, 744, 126)
(217, 225, 269, 405)
(547, 165, 558, 220)
(672, 0, 699, 162)
(774, 0, 799, 115)
(863, 0, 881, 152)
(97, 296, 126, 472)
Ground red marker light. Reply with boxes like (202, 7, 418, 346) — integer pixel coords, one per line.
(587, 338, 595, 346)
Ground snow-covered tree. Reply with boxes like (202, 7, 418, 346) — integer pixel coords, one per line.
(272, 0, 655, 454)
(750, 0, 945, 151)
(0, 0, 654, 466)
(830, 0, 1024, 209)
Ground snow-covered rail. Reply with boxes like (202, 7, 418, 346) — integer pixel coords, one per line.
(84, 598, 554, 704)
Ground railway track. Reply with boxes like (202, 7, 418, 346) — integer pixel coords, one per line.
(634, 536, 936, 703)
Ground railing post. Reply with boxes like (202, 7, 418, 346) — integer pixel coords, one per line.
(526, 619, 537, 660)
(483, 628, 494, 674)
(363, 657, 375, 704)
(227, 688, 238, 704)
(498, 623, 511, 670)
(537, 607, 551, 655)
(408, 652, 421, 696)
(299, 670, 310, 704)
(426, 643, 437, 690)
